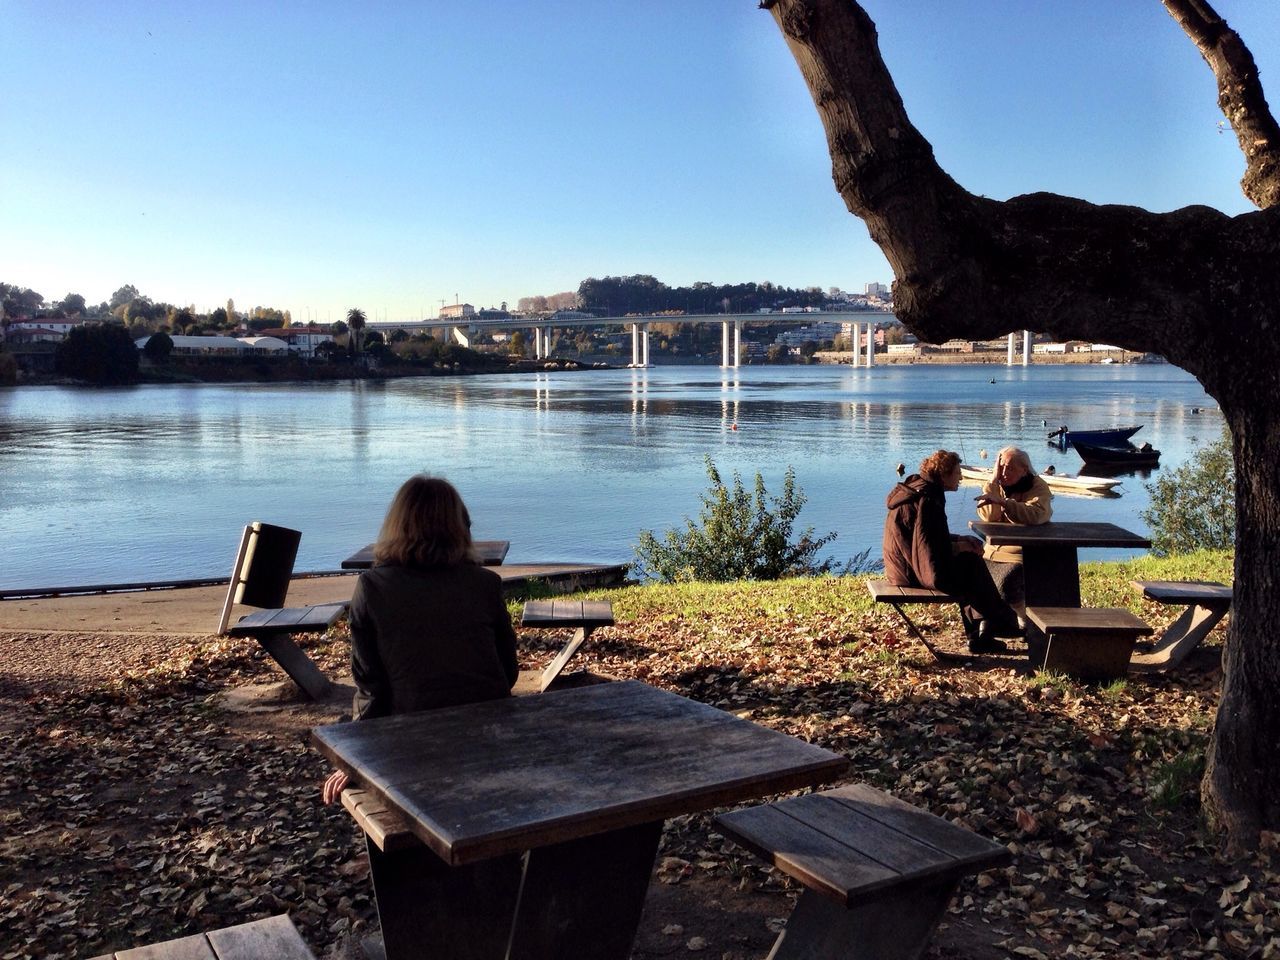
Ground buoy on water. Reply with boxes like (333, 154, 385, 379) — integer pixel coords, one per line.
(895, 462, 906, 477)
(731, 423, 738, 431)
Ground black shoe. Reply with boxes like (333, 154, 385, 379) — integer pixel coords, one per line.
(969, 632, 1009, 654)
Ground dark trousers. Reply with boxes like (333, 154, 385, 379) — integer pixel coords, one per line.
(942, 553, 1019, 634)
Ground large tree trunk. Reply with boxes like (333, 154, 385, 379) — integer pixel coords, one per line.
(762, 0, 1280, 849)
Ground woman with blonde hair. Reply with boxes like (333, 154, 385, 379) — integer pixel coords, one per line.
(883, 450, 1021, 653)
(322, 475, 517, 804)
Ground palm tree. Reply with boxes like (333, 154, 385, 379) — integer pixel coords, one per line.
(346, 308, 367, 358)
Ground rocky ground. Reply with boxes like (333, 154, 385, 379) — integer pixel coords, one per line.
(1, 569, 1276, 959)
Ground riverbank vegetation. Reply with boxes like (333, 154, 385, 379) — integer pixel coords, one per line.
(6, 550, 1271, 960)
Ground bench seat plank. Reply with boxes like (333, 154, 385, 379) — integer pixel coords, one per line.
(101, 915, 314, 960)
(342, 787, 418, 852)
(1131, 579, 1232, 607)
(866, 581, 958, 603)
(228, 602, 347, 637)
(716, 784, 1009, 908)
(1025, 607, 1152, 637)
(205, 914, 316, 960)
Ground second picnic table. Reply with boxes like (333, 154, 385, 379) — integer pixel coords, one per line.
(970, 520, 1151, 607)
(313, 679, 849, 960)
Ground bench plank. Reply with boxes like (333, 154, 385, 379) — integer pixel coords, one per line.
(105, 916, 315, 960)
(1025, 607, 1152, 636)
(521, 599, 617, 691)
(206, 915, 316, 960)
(114, 934, 214, 960)
(342, 787, 418, 852)
(1131, 579, 1232, 607)
(716, 784, 1009, 908)
(867, 580, 958, 603)
(1026, 606, 1153, 682)
(228, 602, 347, 637)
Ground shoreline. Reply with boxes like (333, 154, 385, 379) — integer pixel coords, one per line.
(8, 350, 1159, 387)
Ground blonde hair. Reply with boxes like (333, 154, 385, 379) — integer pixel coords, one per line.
(373, 475, 475, 568)
(919, 449, 961, 481)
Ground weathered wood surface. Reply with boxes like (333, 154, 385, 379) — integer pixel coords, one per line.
(1132, 579, 1233, 607)
(971, 521, 1151, 549)
(866, 580, 959, 603)
(715, 783, 1009, 908)
(1026, 607, 1153, 636)
(342, 788, 417, 852)
(92, 914, 315, 960)
(227, 602, 346, 636)
(314, 680, 849, 865)
(520, 599, 615, 628)
(341, 539, 510, 570)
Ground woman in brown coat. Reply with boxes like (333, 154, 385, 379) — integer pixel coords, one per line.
(883, 450, 1020, 653)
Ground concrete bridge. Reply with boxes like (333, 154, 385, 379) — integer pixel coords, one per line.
(368, 311, 1035, 368)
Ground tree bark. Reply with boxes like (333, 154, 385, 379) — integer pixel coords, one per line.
(762, 0, 1280, 848)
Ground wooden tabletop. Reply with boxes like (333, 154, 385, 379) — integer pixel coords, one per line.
(970, 520, 1151, 549)
(312, 680, 849, 866)
(341, 539, 511, 569)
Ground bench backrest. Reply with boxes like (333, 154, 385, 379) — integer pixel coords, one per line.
(216, 522, 302, 635)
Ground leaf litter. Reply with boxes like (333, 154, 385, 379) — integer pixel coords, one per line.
(1, 571, 1277, 959)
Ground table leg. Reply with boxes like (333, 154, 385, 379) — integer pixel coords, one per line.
(366, 836, 522, 960)
(507, 818, 663, 960)
(767, 877, 959, 960)
(538, 626, 595, 692)
(1021, 545, 1081, 608)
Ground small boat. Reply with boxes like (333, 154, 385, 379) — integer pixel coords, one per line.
(1073, 440, 1161, 467)
(1047, 424, 1143, 446)
(959, 463, 1122, 496)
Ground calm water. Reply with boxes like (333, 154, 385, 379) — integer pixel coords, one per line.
(0, 364, 1221, 590)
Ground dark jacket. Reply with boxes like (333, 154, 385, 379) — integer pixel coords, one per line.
(882, 474, 956, 591)
(349, 562, 519, 720)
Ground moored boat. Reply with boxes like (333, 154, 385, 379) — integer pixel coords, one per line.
(959, 463, 1122, 496)
(1072, 440, 1161, 467)
(1047, 424, 1143, 446)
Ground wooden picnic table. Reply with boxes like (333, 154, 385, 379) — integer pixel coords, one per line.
(340, 539, 510, 570)
(312, 680, 849, 960)
(969, 520, 1151, 607)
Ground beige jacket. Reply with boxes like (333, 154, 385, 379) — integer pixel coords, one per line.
(977, 473, 1053, 562)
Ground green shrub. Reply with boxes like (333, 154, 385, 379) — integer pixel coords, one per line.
(1141, 428, 1234, 557)
(633, 456, 839, 582)
(55, 322, 139, 384)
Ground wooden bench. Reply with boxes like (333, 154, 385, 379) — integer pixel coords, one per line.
(342, 787, 417, 852)
(89, 914, 316, 960)
(867, 580, 971, 662)
(715, 784, 1011, 960)
(1129, 580, 1232, 672)
(217, 521, 347, 700)
(520, 599, 615, 691)
(1025, 606, 1154, 682)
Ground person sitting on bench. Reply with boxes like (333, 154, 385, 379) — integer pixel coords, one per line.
(884, 450, 1021, 654)
(321, 475, 518, 804)
(974, 445, 1052, 610)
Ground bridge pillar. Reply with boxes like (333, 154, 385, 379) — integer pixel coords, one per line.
(642, 324, 650, 367)
(1007, 332, 1015, 366)
(631, 323, 640, 366)
(451, 326, 471, 348)
(1022, 329, 1031, 366)
(865, 323, 875, 367)
(721, 321, 730, 368)
(733, 319, 742, 368)
(544, 326, 553, 359)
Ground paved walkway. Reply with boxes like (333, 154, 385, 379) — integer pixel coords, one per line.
(0, 563, 628, 636)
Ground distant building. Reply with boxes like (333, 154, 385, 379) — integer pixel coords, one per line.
(4, 325, 67, 344)
(258, 326, 333, 357)
(864, 282, 889, 297)
(133, 335, 290, 355)
(5, 319, 81, 340)
(440, 303, 476, 320)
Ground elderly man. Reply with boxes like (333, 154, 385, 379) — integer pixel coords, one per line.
(974, 447, 1052, 608)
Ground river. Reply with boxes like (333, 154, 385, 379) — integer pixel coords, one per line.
(0, 363, 1221, 591)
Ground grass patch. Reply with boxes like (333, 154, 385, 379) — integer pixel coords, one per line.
(1150, 749, 1206, 811)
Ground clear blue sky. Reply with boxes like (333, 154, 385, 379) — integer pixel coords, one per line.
(3, 1, 1276, 323)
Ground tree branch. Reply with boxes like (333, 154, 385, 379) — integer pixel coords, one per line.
(763, 0, 1280, 406)
(1162, 0, 1280, 209)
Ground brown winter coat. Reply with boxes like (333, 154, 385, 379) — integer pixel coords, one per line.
(882, 474, 956, 591)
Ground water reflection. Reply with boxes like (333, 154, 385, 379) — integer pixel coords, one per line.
(0, 365, 1218, 588)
